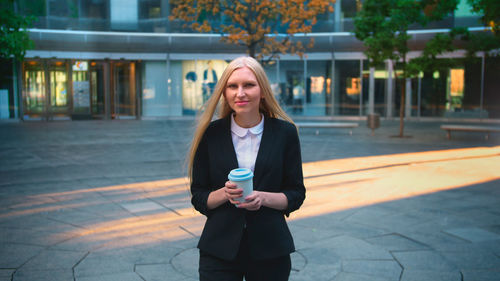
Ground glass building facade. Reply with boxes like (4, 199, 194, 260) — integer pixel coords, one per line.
(1, 0, 498, 121)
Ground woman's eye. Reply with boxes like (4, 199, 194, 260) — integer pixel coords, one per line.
(227, 84, 237, 89)
(244, 83, 255, 88)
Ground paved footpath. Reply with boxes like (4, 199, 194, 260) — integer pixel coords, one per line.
(1, 119, 500, 281)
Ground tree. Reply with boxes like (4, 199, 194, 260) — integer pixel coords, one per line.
(468, 0, 500, 37)
(170, 0, 335, 60)
(354, 0, 458, 137)
(0, 0, 34, 61)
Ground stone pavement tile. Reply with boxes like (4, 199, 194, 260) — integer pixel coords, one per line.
(444, 227, 500, 243)
(120, 200, 166, 214)
(44, 208, 108, 229)
(332, 221, 388, 240)
(73, 203, 134, 220)
(135, 263, 192, 281)
(332, 272, 394, 281)
(400, 269, 461, 281)
(365, 234, 429, 252)
(461, 269, 500, 281)
(341, 206, 397, 225)
(83, 178, 124, 189)
(170, 248, 197, 279)
(1, 192, 59, 209)
(12, 269, 74, 281)
(458, 193, 500, 209)
(440, 251, 500, 270)
(398, 230, 469, 250)
(298, 247, 342, 267)
(98, 190, 150, 203)
(290, 215, 388, 242)
(305, 235, 393, 260)
(288, 223, 344, 250)
(73, 253, 135, 278)
(341, 260, 401, 281)
(85, 231, 174, 253)
(0, 226, 75, 247)
(0, 243, 45, 268)
(179, 217, 205, 238)
(291, 251, 307, 272)
(49, 231, 120, 252)
(92, 242, 182, 265)
(77, 272, 144, 281)
(392, 250, 457, 271)
(0, 269, 14, 278)
(0, 214, 81, 236)
(484, 224, 500, 236)
(17, 249, 87, 271)
(344, 205, 432, 233)
(162, 201, 197, 217)
(289, 264, 340, 281)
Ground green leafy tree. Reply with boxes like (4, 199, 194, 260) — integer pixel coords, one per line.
(407, 29, 464, 116)
(468, 0, 500, 36)
(170, 0, 335, 60)
(354, 0, 458, 137)
(0, 0, 34, 61)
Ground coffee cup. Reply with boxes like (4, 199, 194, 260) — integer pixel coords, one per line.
(228, 168, 254, 203)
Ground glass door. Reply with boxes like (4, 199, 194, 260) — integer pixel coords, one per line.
(112, 62, 137, 119)
(72, 61, 91, 118)
(23, 61, 46, 119)
(48, 61, 70, 119)
(90, 62, 106, 118)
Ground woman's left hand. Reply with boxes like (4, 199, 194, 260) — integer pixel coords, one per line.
(237, 191, 265, 211)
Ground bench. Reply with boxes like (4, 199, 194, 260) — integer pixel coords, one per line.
(440, 124, 500, 140)
(295, 122, 359, 135)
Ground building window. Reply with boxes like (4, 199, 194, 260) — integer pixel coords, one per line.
(335, 60, 361, 116)
(177, 60, 228, 115)
(306, 60, 332, 116)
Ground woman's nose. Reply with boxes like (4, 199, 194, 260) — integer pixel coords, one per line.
(236, 86, 245, 96)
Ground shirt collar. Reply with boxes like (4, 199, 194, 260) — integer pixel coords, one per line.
(231, 114, 264, 137)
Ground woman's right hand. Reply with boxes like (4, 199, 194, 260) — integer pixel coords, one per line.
(223, 181, 243, 205)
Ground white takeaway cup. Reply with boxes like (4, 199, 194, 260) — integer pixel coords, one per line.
(228, 168, 254, 203)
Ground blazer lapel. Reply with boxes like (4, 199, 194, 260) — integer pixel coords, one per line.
(253, 116, 276, 190)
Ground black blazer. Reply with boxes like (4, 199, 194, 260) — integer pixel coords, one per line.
(191, 115, 306, 261)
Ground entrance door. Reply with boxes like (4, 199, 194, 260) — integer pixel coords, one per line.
(23, 61, 46, 119)
(111, 62, 137, 119)
(89, 62, 106, 118)
(23, 60, 70, 120)
(48, 61, 70, 119)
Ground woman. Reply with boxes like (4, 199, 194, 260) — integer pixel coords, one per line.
(187, 56, 305, 281)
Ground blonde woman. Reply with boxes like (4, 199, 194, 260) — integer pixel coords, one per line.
(188, 56, 305, 281)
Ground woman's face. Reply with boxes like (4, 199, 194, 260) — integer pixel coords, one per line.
(224, 67, 262, 119)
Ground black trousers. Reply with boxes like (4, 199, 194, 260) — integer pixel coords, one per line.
(199, 230, 291, 281)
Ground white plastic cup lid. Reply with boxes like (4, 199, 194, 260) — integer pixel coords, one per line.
(228, 168, 254, 182)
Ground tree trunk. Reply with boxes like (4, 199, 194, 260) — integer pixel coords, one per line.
(248, 44, 256, 58)
(399, 77, 406, 137)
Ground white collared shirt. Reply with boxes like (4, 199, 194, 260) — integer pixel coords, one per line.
(230, 114, 264, 172)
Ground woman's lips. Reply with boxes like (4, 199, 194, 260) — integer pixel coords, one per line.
(235, 101, 249, 106)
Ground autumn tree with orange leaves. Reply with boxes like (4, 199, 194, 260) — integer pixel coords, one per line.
(170, 0, 335, 60)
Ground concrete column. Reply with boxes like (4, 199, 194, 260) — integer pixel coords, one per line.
(331, 54, 335, 116)
(406, 78, 412, 118)
(369, 66, 375, 115)
(480, 53, 485, 119)
(334, 0, 342, 32)
(13, 60, 20, 119)
(417, 76, 422, 118)
(359, 59, 363, 116)
(386, 60, 393, 118)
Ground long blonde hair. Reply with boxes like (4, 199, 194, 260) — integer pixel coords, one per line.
(187, 56, 294, 181)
